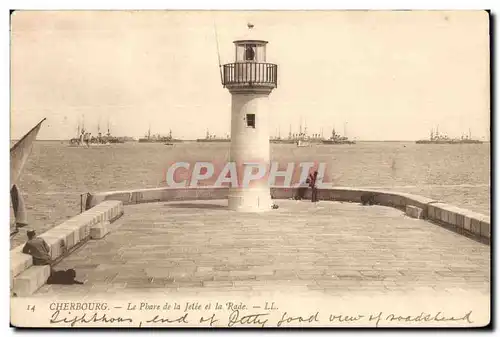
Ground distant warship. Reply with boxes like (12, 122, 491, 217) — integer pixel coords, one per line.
(270, 124, 322, 146)
(321, 128, 355, 145)
(196, 129, 230, 143)
(69, 120, 110, 147)
(271, 122, 354, 146)
(139, 127, 183, 144)
(416, 127, 483, 144)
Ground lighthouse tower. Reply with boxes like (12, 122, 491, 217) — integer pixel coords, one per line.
(221, 24, 278, 212)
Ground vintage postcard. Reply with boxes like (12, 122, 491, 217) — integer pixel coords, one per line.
(9, 10, 490, 328)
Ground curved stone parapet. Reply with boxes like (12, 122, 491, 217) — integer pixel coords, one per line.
(85, 186, 230, 208)
(427, 202, 490, 240)
(85, 186, 490, 243)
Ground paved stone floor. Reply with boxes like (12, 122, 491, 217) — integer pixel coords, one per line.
(33, 200, 490, 297)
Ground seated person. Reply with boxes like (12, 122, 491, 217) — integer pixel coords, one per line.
(22, 230, 84, 285)
(295, 178, 310, 200)
(22, 230, 52, 266)
(361, 192, 376, 206)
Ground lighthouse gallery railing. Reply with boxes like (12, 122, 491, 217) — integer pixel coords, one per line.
(222, 62, 278, 87)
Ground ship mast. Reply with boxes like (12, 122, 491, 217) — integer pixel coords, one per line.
(212, 14, 223, 85)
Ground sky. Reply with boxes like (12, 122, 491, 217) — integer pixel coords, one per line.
(10, 10, 490, 141)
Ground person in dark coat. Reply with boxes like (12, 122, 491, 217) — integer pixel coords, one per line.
(245, 45, 256, 61)
(23, 230, 84, 285)
(22, 230, 52, 266)
(308, 171, 319, 203)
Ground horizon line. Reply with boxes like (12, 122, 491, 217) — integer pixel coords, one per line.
(10, 139, 490, 143)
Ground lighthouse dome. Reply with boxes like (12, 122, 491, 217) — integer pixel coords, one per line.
(233, 22, 267, 43)
(233, 24, 268, 63)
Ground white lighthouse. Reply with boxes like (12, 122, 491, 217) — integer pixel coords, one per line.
(222, 24, 278, 212)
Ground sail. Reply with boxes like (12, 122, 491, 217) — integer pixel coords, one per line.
(10, 118, 46, 232)
(10, 118, 46, 189)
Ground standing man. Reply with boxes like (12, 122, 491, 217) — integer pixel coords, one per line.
(308, 171, 319, 203)
(22, 230, 52, 266)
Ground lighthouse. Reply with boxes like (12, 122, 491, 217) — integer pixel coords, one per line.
(221, 24, 278, 212)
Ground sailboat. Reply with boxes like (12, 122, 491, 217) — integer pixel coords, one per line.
(10, 118, 46, 236)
